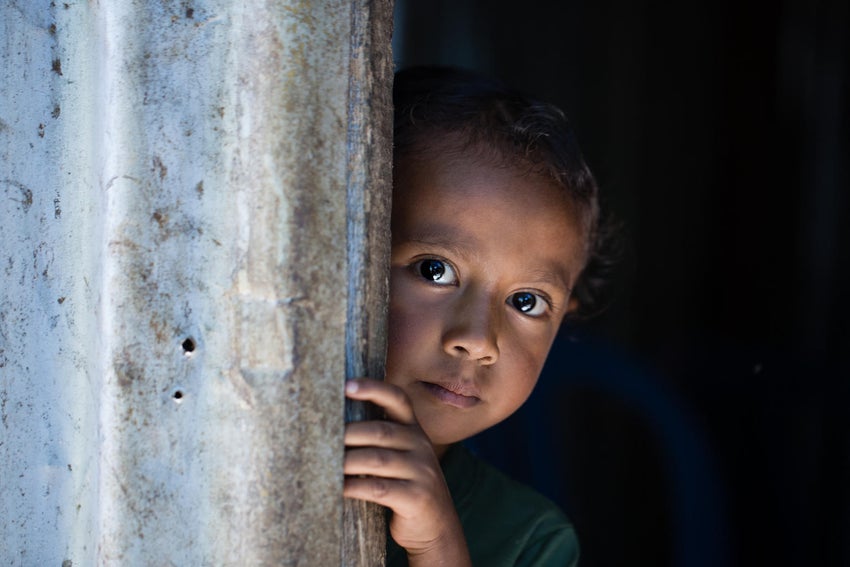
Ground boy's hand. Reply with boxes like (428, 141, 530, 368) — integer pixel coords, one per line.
(344, 378, 472, 567)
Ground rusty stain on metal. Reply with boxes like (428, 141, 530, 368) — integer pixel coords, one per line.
(2, 0, 393, 565)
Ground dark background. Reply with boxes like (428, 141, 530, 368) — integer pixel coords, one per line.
(392, 1, 849, 566)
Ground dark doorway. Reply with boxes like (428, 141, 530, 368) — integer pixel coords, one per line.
(394, 1, 850, 565)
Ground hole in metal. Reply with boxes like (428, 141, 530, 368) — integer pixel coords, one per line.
(181, 338, 196, 354)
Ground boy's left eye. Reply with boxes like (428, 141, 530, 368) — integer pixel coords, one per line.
(508, 292, 548, 317)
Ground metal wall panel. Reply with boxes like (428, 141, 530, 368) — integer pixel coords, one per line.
(1, 1, 391, 565)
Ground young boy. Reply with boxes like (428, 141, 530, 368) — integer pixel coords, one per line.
(344, 67, 604, 566)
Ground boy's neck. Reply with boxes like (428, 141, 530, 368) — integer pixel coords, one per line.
(433, 442, 450, 460)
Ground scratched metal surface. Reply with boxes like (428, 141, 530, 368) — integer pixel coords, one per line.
(342, 0, 394, 565)
(1, 1, 390, 565)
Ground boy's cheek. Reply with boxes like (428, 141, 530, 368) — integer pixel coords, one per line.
(387, 299, 432, 363)
(386, 290, 448, 379)
(387, 274, 442, 335)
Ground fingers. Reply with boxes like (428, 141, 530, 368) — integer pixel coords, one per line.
(344, 415, 434, 480)
(343, 378, 447, 520)
(343, 475, 436, 520)
(345, 378, 416, 425)
(343, 476, 412, 511)
(344, 446, 418, 479)
(345, 420, 426, 450)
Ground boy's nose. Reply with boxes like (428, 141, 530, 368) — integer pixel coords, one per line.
(441, 290, 500, 365)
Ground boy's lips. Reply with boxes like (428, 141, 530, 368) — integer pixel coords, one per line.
(419, 380, 481, 409)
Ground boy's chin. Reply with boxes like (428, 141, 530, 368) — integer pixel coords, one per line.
(422, 425, 489, 450)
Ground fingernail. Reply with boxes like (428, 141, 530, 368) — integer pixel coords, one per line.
(345, 380, 358, 394)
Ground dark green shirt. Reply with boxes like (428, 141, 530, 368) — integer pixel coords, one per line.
(387, 444, 579, 566)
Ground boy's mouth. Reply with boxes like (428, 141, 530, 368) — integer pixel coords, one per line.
(419, 381, 481, 409)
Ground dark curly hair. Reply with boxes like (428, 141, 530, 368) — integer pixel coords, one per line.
(393, 66, 618, 319)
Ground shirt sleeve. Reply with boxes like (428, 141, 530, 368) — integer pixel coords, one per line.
(515, 523, 580, 567)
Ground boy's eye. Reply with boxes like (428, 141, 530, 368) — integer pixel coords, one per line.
(416, 259, 458, 285)
(509, 292, 548, 317)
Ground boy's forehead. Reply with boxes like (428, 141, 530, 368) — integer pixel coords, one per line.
(391, 151, 587, 286)
(393, 149, 578, 229)
(394, 136, 570, 209)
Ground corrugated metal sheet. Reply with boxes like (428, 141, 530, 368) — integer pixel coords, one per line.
(0, 1, 391, 565)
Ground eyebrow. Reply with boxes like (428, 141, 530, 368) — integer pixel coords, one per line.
(525, 269, 573, 293)
(403, 225, 479, 259)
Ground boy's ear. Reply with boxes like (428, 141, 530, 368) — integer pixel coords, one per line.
(566, 296, 580, 314)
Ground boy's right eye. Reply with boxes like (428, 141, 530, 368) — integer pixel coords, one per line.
(415, 258, 458, 286)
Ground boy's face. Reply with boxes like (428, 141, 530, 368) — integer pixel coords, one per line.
(387, 149, 586, 455)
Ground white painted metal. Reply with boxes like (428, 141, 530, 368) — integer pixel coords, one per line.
(1, 1, 390, 565)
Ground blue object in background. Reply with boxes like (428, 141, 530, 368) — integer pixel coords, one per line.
(468, 331, 730, 567)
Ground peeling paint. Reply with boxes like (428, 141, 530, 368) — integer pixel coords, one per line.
(3, 179, 34, 213)
(151, 155, 167, 180)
